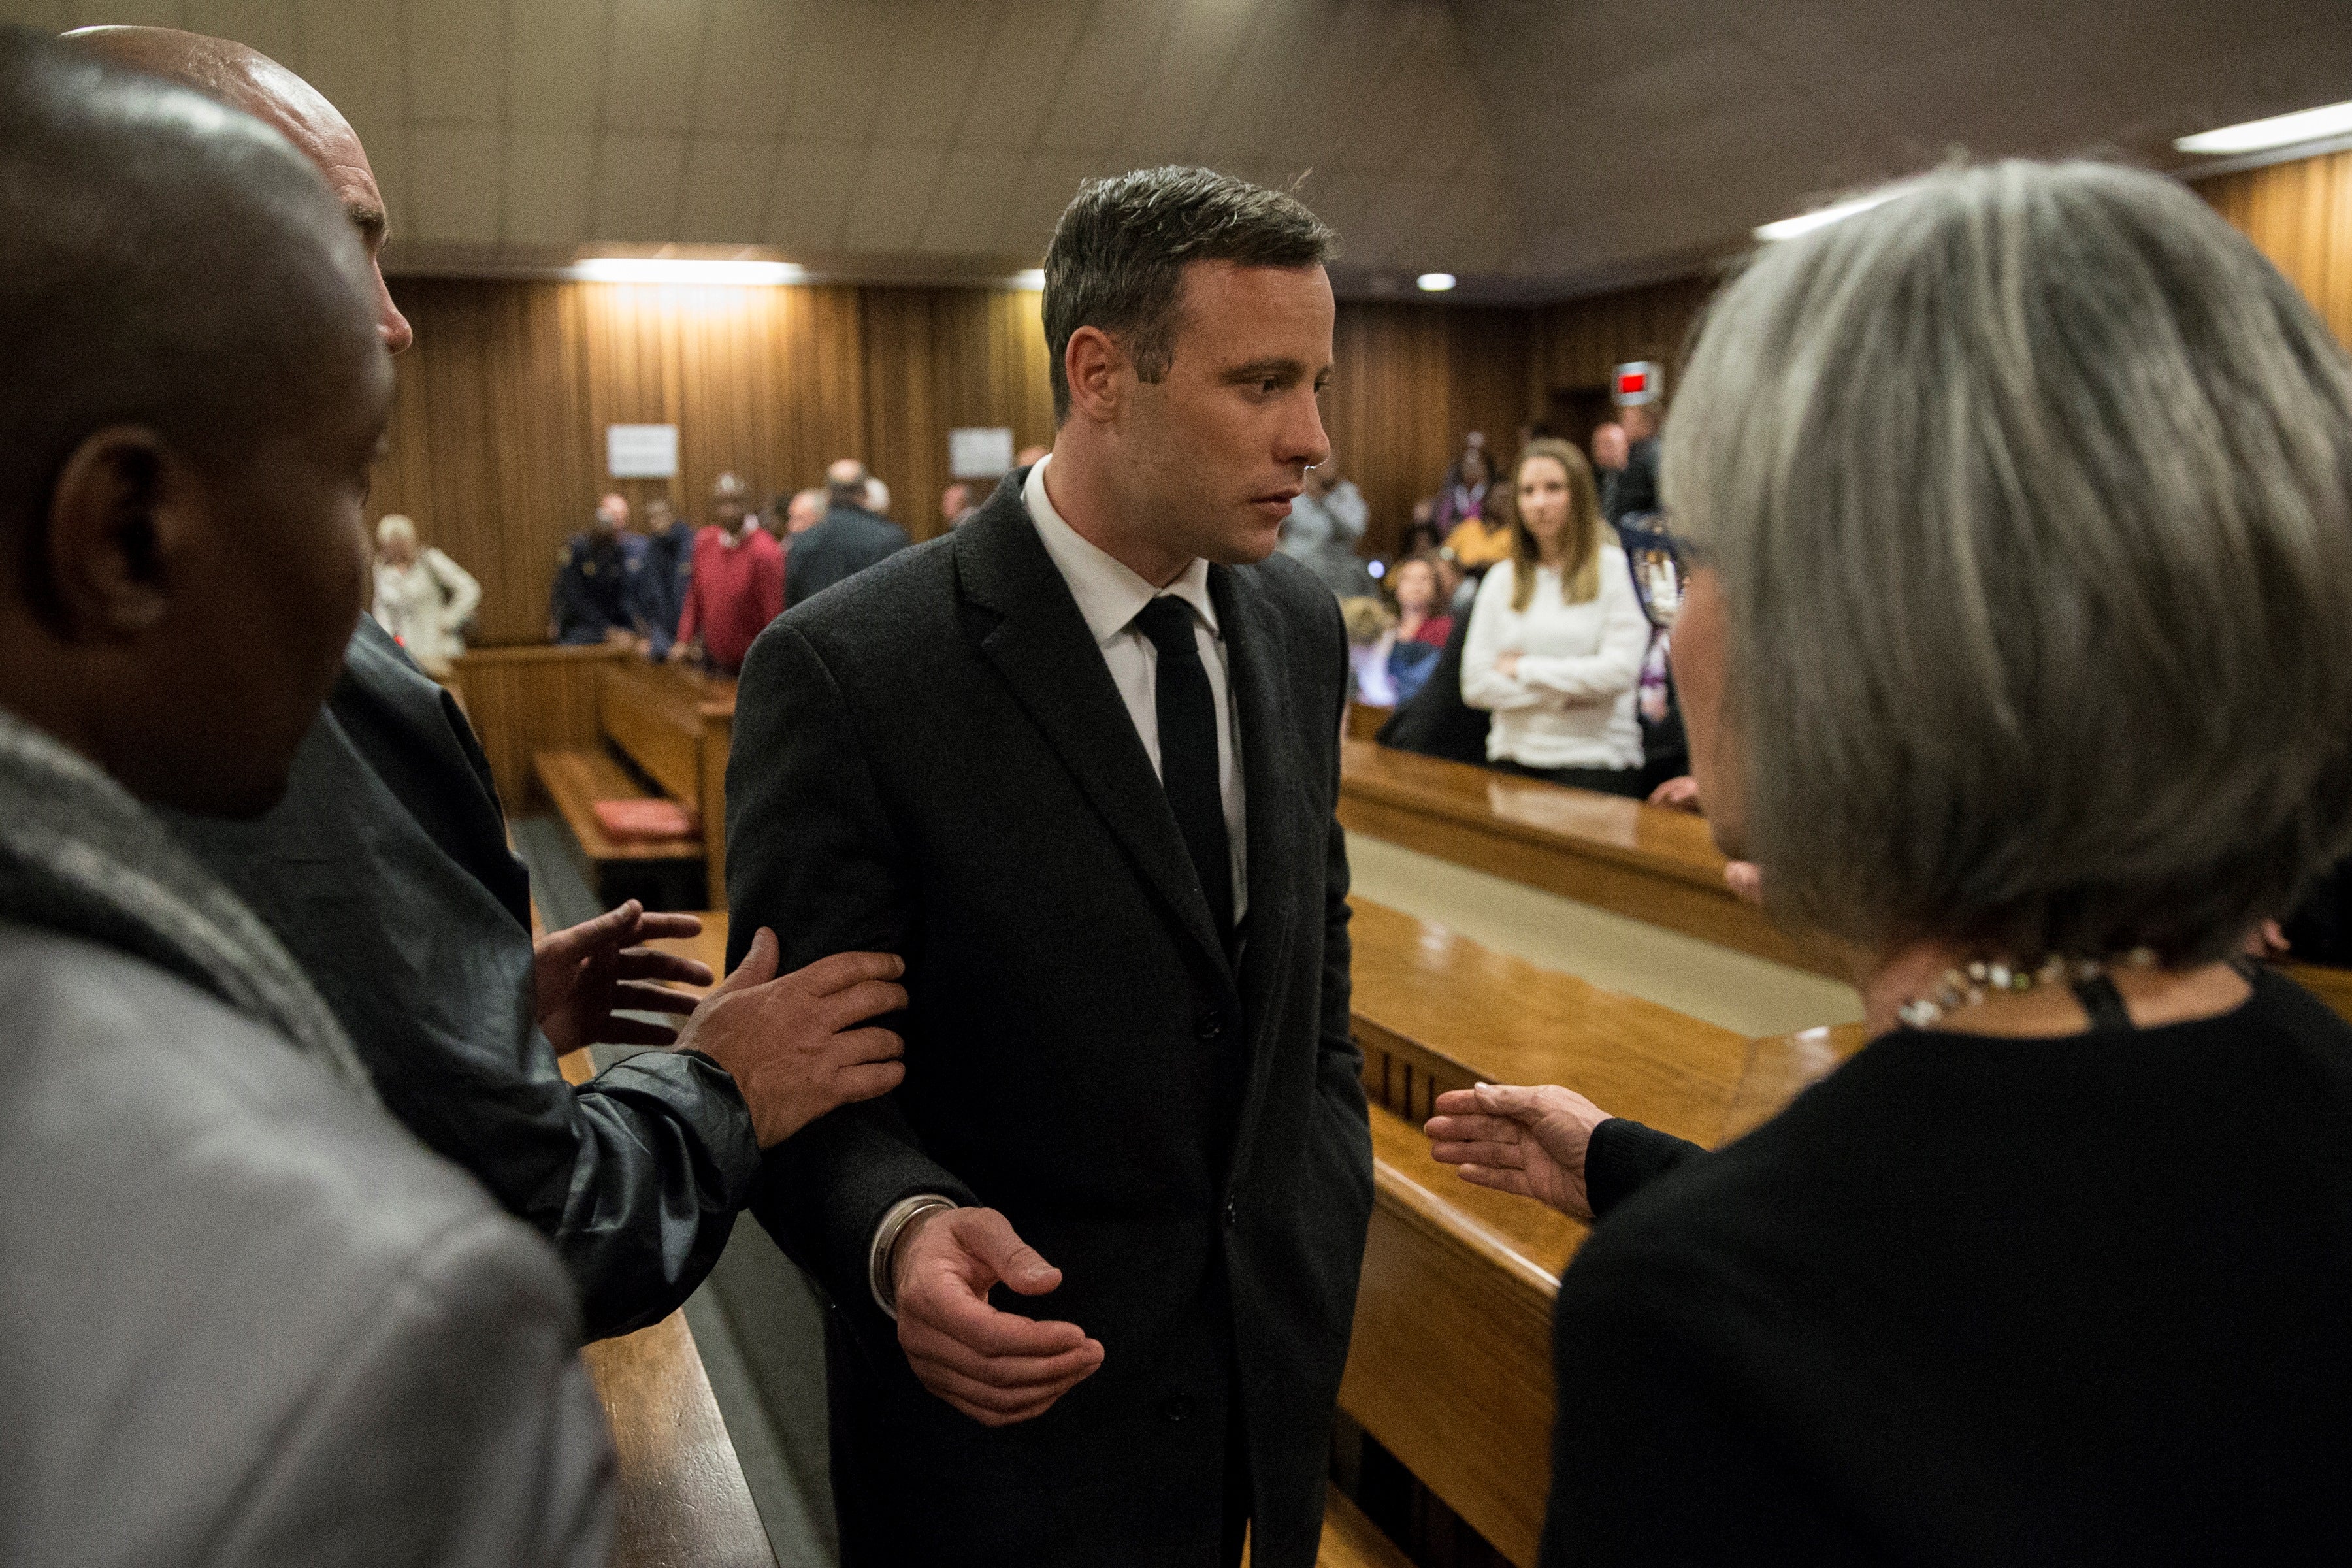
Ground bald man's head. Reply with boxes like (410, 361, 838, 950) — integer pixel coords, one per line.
(0, 27, 390, 813)
(826, 458, 870, 506)
(67, 25, 413, 355)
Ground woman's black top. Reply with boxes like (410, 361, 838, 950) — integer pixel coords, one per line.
(1550, 968, 2352, 1565)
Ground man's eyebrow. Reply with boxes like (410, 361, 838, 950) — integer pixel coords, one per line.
(346, 202, 387, 244)
(1221, 357, 1311, 382)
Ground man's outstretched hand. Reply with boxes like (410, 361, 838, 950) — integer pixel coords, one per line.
(672, 928, 907, 1147)
(1425, 1081, 1615, 1221)
(533, 900, 713, 1057)
(893, 1207, 1103, 1427)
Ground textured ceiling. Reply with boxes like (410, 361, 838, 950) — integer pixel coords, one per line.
(10, 0, 2351, 299)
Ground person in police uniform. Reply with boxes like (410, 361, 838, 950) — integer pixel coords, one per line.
(551, 491, 657, 645)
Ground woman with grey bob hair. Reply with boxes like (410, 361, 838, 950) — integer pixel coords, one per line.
(1426, 159, 2352, 1563)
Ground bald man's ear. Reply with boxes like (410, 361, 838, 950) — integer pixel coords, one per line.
(1063, 325, 1128, 425)
(44, 427, 197, 640)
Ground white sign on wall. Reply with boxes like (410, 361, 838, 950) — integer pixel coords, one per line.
(607, 423, 680, 478)
(948, 426, 1016, 479)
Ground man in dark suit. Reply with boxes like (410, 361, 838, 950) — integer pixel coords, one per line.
(728, 167, 1373, 1567)
(783, 457, 912, 607)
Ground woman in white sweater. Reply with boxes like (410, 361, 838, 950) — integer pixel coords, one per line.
(370, 514, 481, 679)
(1460, 438, 1651, 796)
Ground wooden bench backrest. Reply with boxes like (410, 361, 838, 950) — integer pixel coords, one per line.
(600, 664, 706, 806)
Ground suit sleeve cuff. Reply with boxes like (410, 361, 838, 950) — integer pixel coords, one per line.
(868, 1195, 958, 1319)
(1587, 1117, 1707, 1220)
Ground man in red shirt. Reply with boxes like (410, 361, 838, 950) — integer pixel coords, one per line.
(670, 473, 783, 674)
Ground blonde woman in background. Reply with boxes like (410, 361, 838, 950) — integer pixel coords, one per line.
(1460, 437, 1650, 796)
(370, 514, 480, 678)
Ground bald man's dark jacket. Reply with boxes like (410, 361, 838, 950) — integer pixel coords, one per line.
(165, 618, 761, 1338)
(727, 472, 1374, 1568)
(783, 501, 910, 608)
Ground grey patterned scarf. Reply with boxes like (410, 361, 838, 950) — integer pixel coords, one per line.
(0, 708, 374, 1102)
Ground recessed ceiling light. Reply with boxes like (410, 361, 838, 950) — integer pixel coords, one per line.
(1416, 272, 1457, 292)
(2176, 99, 2352, 155)
(569, 258, 802, 285)
(1754, 189, 1903, 243)
(1009, 269, 1047, 290)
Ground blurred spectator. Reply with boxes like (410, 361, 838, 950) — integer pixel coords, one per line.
(1342, 596, 1399, 706)
(1400, 497, 1443, 557)
(941, 481, 976, 529)
(1433, 438, 1492, 533)
(1592, 421, 1629, 519)
(1374, 612, 1488, 766)
(1607, 401, 1661, 523)
(864, 474, 892, 517)
(786, 459, 913, 608)
(638, 493, 699, 660)
(1461, 438, 1649, 797)
(370, 515, 480, 680)
(1384, 553, 1454, 706)
(1445, 483, 1515, 572)
(1279, 457, 1374, 598)
(550, 491, 656, 647)
(673, 472, 784, 676)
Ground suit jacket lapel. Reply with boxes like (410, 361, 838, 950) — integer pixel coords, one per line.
(1213, 565, 1305, 1060)
(955, 483, 1237, 990)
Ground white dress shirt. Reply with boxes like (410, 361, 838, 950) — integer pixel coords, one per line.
(866, 458, 1258, 1316)
(1024, 455, 1248, 921)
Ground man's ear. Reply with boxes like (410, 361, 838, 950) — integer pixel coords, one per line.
(1063, 326, 1128, 425)
(44, 426, 199, 640)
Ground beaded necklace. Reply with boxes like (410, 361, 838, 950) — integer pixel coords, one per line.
(1893, 947, 2158, 1030)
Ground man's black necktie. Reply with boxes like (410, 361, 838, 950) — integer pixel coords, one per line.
(1132, 596, 1233, 939)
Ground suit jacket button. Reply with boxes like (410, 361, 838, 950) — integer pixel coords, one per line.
(1162, 1393, 1192, 1424)
(1195, 1013, 1223, 1041)
(1224, 1198, 1239, 1228)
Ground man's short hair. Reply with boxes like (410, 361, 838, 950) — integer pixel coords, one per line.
(1041, 165, 1338, 423)
(1667, 159, 2352, 964)
(0, 27, 374, 580)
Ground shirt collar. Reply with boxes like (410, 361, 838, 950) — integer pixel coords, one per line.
(1024, 455, 1217, 647)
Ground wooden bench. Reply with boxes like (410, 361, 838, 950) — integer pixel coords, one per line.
(1339, 738, 1843, 979)
(449, 642, 632, 813)
(555, 1044, 774, 1567)
(533, 746, 704, 902)
(534, 662, 736, 906)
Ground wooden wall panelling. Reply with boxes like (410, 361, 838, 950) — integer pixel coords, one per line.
(1527, 272, 1716, 422)
(1326, 300, 1538, 559)
(860, 286, 1058, 544)
(2197, 146, 2352, 347)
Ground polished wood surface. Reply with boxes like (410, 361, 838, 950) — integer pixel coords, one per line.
(448, 642, 629, 812)
(1348, 898, 1752, 1135)
(2279, 960, 2352, 1028)
(1345, 702, 1392, 742)
(2199, 146, 2352, 348)
(581, 1311, 777, 1568)
(1340, 740, 1842, 979)
(534, 749, 702, 865)
(1240, 1485, 1416, 1568)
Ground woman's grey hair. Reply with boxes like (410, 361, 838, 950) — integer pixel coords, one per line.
(374, 513, 416, 551)
(1666, 159, 2352, 965)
